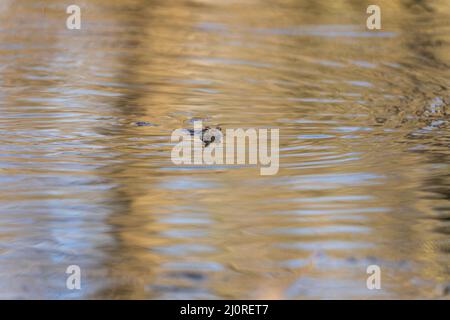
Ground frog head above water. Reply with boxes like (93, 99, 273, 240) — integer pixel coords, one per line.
(187, 126, 222, 146)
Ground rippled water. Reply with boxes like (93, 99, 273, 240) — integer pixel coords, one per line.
(0, 0, 449, 299)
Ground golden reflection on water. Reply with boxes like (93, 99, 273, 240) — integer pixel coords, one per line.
(0, 0, 449, 299)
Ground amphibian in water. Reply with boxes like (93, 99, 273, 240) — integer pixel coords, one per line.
(186, 126, 222, 147)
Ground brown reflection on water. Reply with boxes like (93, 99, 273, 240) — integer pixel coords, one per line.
(0, 0, 449, 299)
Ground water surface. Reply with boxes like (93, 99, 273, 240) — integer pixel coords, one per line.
(0, 0, 449, 299)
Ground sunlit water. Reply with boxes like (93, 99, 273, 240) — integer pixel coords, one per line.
(0, 0, 449, 299)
